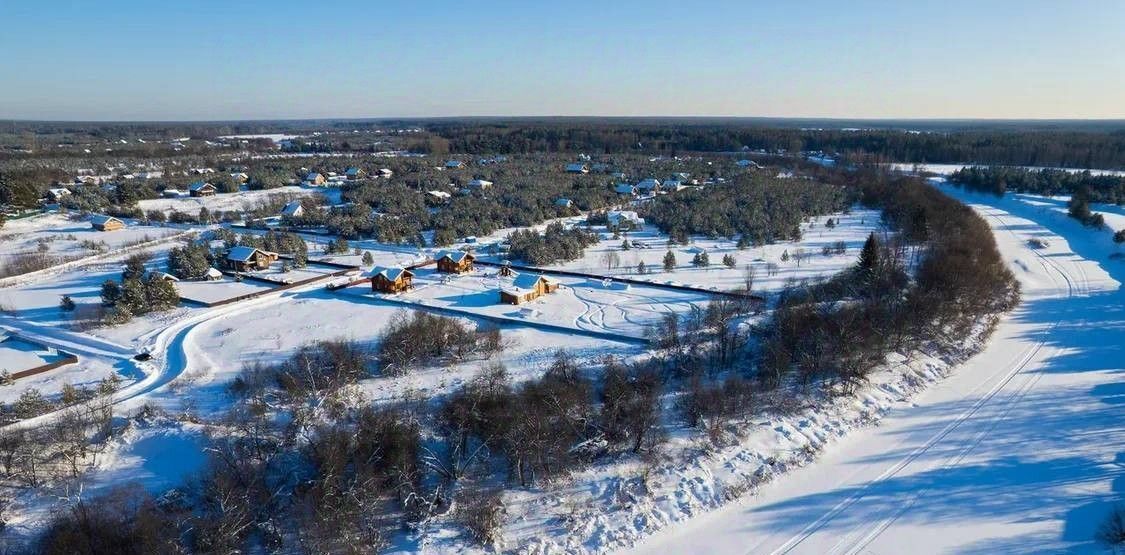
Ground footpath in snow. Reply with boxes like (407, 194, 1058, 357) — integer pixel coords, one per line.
(626, 185, 1125, 554)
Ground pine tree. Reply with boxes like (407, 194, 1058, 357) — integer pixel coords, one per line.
(621, 239, 631, 250)
(692, 251, 710, 268)
(100, 280, 122, 306)
(736, 235, 749, 250)
(362, 251, 374, 265)
(780, 250, 790, 262)
(722, 254, 736, 268)
(59, 295, 76, 312)
(637, 261, 647, 274)
(663, 250, 676, 272)
(859, 232, 880, 272)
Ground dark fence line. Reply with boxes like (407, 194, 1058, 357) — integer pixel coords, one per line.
(473, 260, 764, 301)
(2, 333, 79, 381)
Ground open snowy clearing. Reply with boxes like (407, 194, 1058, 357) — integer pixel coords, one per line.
(0, 213, 179, 269)
(625, 184, 1124, 555)
(340, 266, 710, 340)
(136, 185, 337, 216)
(539, 209, 880, 294)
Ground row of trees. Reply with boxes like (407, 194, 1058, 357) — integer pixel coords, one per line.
(951, 166, 1125, 204)
(506, 222, 598, 265)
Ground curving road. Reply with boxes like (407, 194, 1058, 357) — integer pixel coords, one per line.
(628, 189, 1125, 554)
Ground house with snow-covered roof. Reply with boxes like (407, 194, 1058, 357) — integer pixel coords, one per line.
(225, 246, 279, 272)
(499, 273, 558, 305)
(369, 267, 414, 293)
(188, 181, 217, 197)
(90, 214, 125, 232)
(435, 250, 475, 274)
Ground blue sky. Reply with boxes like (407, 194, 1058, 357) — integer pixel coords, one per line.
(1, 0, 1123, 120)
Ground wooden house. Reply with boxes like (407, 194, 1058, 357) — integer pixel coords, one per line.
(566, 163, 589, 174)
(225, 246, 279, 272)
(370, 267, 414, 293)
(304, 172, 327, 186)
(345, 167, 365, 180)
(435, 250, 475, 274)
(499, 273, 558, 305)
(189, 181, 217, 197)
(46, 188, 72, 203)
(90, 214, 125, 232)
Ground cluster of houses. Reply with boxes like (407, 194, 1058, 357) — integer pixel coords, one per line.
(367, 250, 559, 305)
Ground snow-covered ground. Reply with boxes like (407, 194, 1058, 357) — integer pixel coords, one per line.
(341, 266, 708, 340)
(624, 184, 1125, 555)
(540, 209, 880, 294)
(0, 213, 179, 270)
(136, 185, 337, 216)
(888, 162, 1125, 177)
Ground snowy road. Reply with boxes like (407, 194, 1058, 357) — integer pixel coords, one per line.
(628, 188, 1125, 554)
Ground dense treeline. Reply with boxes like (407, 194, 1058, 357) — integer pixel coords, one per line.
(506, 223, 598, 265)
(644, 175, 850, 243)
(950, 166, 1125, 204)
(426, 122, 1125, 169)
(755, 172, 1020, 394)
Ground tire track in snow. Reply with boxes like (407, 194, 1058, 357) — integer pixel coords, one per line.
(788, 201, 1085, 555)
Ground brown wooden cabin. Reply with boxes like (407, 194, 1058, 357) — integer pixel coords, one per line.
(436, 250, 475, 274)
(498, 263, 517, 277)
(371, 267, 414, 293)
(499, 274, 558, 305)
(189, 181, 217, 197)
(90, 214, 125, 232)
(225, 246, 279, 272)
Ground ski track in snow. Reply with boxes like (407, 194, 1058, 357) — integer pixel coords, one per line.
(623, 185, 1123, 555)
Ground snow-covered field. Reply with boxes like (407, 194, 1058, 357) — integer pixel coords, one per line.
(888, 162, 1125, 177)
(540, 209, 880, 294)
(344, 266, 712, 340)
(0, 213, 179, 270)
(136, 185, 337, 216)
(622, 184, 1125, 555)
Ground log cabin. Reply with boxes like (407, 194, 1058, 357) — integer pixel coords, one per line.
(225, 246, 279, 272)
(499, 273, 558, 305)
(435, 250, 475, 274)
(370, 267, 414, 293)
(90, 214, 125, 232)
(189, 181, 218, 197)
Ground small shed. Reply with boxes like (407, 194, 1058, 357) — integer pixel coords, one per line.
(204, 267, 224, 281)
(499, 274, 558, 305)
(565, 163, 589, 174)
(90, 214, 125, 232)
(225, 246, 279, 272)
(369, 267, 414, 293)
(468, 179, 493, 190)
(445, 160, 465, 169)
(304, 172, 326, 186)
(435, 250, 475, 274)
(189, 181, 217, 197)
(345, 167, 365, 180)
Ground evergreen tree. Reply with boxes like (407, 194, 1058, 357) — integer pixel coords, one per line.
(692, 251, 710, 268)
(621, 239, 631, 250)
(100, 280, 122, 306)
(722, 254, 737, 268)
(362, 251, 374, 265)
(859, 232, 880, 272)
(663, 250, 676, 272)
(637, 260, 647, 274)
(59, 295, 76, 312)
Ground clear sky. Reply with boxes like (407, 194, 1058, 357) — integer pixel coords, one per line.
(1, 0, 1123, 121)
